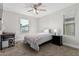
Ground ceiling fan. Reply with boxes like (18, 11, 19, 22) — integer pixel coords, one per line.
(27, 3, 46, 14)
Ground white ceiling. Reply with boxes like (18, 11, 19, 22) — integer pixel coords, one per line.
(3, 3, 75, 18)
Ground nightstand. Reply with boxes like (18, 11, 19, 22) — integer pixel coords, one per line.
(52, 35, 62, 46)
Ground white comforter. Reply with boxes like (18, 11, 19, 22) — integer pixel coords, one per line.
(24, 33, 52, 51)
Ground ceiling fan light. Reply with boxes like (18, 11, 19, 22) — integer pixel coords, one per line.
(33, 9, 36, 13)
(33, 9, 39, 14)
(36, 10, 39, 13)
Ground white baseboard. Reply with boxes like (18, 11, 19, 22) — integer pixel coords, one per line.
(63, 42, 79, 49)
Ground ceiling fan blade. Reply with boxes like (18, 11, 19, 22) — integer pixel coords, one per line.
(33, 3, 42, 7)
(38, 3, 42, 6)
(36, 11, 38, 14)
(27, 9, 33, 12)
(38, 9, 46, 11)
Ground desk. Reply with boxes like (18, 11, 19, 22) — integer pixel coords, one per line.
(0, 33, 15, 50)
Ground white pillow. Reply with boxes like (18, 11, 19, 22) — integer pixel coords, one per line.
(44, 29, 49, 33)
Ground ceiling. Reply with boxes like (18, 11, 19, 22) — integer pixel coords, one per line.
(3, 3, 75, 18)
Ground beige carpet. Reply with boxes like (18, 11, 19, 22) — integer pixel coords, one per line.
(0, 41, 79, 56)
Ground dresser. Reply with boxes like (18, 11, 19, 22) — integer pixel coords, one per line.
(0, 33, 15, 50)
(52, 35, 62, 46)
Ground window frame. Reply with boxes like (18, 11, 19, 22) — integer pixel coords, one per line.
(63, 16, 75, 36)
(20, 18, 29, 32)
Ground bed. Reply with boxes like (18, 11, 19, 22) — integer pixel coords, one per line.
(24, 33, 52, 51)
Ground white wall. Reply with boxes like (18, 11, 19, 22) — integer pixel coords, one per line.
(38, 11, 63, 35)
(0, 4, 3, 30)
(2, 10, 38, 41)
(38, 4, 79, 49)
(0, 9, 3, 30)
(0, 3, 3, 18)
(0, 9, 3, 18)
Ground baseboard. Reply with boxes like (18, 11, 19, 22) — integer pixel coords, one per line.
(63, 42, 79, 49)
(15, 39, 23, 43)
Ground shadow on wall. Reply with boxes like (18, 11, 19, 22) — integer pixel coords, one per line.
(0, 3, 3, 31)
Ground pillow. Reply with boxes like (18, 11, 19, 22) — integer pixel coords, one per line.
(43, 29, 49, 33)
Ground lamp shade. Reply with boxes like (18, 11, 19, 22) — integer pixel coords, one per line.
(54, 29, 57, 33)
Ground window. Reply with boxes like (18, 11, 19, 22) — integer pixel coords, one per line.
(64, 23, 75, 36)
(63, 17, 75, 36)
(20, 18, 29, 32)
